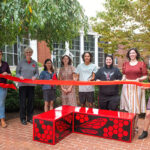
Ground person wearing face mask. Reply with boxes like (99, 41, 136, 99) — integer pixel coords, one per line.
(120, 48, 147, 131)
(95, 55, 122, 110)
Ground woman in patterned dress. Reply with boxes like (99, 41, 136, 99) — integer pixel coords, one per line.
(120, 48, 148, 129)
(59, 55, 77, 106)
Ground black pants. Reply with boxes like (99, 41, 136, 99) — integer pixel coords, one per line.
(19, 86, 35, 121)
(99, 94, 120, 111)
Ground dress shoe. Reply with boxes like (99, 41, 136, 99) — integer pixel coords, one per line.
(138, 131, 148, 139)
(27, 119, 33, 124)
(21, 120, 27, 125)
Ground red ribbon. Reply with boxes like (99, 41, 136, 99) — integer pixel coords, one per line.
(0, 83, 17, 90)
(0, 74, 150, 88)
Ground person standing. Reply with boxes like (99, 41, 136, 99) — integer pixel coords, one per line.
(59, 55, 77, 106)
(40, 59, 56, 111)
(16, 47, 39, 125)
(95, 55, 122, 110)
(76, 52, 97, 107)
(138, 87, 150, 139)
(0, 50, 11, 128)
(120, 48, 147, 130)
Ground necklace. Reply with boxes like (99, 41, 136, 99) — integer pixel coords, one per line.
(130, 61, 138, 66)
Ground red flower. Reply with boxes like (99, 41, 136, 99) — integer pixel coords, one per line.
(52, 73, 57, 80)
(32, 64, 36, 67)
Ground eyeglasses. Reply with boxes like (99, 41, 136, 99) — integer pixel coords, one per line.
(26, 51, 32, 54)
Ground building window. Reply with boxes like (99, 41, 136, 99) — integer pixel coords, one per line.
(114, 58, 118, 65)
(0, 37, 29, 66)
(98, 47, 104, 67)
(70, 36, 80, 67)
(52, 34, 104, 69)
(84, 35, 95, 63)
(148, 58, 150, 69)
(53, 42, 65, 69)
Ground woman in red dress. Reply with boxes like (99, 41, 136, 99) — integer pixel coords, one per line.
(120, 48, 147, 129)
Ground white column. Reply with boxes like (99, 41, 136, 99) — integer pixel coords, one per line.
(51, 53, 54, 62)
(65, 41, 70, 56)
(80, 31, 84, 63)
(94, 35, 99, 67)
(30, 40, 38, 61)
(65, 41, 69, 52)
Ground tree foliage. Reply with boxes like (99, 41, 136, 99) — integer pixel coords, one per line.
(91, 0, 150, 56)
(0, 0, 88, 49)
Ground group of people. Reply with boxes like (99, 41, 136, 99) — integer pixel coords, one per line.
(0, 47, 150, 140)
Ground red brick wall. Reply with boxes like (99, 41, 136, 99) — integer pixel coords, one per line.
(37, 41, 51, 65)
(114, 49, 127, 69)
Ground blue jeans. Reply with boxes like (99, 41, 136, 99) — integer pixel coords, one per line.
(0, 87, 7, 119)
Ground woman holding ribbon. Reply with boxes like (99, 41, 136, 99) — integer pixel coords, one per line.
(95, 55, 122, 110)
(0, 50, 11, 128)
(120, 48, 147, 130)
(40, 59, 57, 111)
(16, 47, 39, 125)
(59, 55, 77, 106)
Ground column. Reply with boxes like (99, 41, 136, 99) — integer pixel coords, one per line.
(94, 35, 99, 67)
(80, 31, 84, 63)
(29, 40, 38, 61)
(65, 41, 70, 55)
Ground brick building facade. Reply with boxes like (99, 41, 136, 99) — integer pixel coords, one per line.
(37, 41, 51, 65)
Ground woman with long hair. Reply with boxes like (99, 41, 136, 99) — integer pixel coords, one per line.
(40, 59, 57, 111)
(120, 48, 148, 130)
(95, 55, 122, 110)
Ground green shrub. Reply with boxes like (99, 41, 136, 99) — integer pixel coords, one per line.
(5, 80, 19, 112)
(94, 86, 99, 108)
(37, 62, 43, 67)
(54, 86, 62, 107)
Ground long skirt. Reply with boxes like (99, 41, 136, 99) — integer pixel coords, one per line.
(120, 84, 146, 114)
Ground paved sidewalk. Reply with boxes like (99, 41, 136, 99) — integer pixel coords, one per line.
(0, 112, 150, 150)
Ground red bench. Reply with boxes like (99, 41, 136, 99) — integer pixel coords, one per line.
(33, 105, 136, 145)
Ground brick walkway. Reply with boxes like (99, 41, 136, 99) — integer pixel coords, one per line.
(0, 112, 150, 150)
